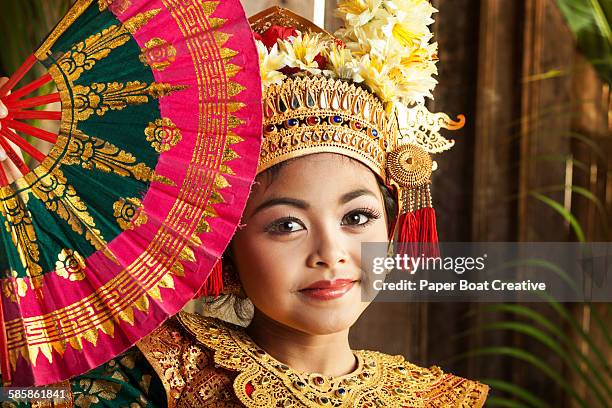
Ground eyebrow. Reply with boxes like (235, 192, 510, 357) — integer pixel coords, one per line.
(250, 188, 378, 217)
(340, 188, 378, 204)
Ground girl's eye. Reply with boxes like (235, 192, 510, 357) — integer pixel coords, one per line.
(342, 209, 381, 227)
(266, 217, 305, 234)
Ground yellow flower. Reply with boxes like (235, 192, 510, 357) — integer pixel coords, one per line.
(257, 41, 286, 87)
(394, 60, 438, 104)
(333, 0, 439, 105)
(387, 0, 436, 46)
(357, 55, 399, 102)
(324, 44, 363, 82)
(338, 0, 384, 27)
(278, 32, 326, 74)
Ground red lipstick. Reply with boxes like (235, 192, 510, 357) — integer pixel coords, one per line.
(299, 279, 356, 300)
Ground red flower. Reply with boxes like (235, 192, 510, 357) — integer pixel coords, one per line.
(260, 25, 298, 49)
(314, 54, 328, 70)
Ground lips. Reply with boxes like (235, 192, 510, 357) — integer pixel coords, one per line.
(299, 279, 356, 301)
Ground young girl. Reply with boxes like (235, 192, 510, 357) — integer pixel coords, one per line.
(1, 2, 489, 406)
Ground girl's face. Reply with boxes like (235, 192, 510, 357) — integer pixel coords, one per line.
(232, 153, 388, 335)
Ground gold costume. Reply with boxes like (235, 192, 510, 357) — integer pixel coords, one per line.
(136, 312, 489, 407)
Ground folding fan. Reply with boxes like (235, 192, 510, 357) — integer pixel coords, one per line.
(0, 0, 262, 386)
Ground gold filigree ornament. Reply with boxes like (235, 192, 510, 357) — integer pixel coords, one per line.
(175, 312, 488, 407)
(395, 103, 464, 154)
(140, 38, 177, 71)
(387, 143, 433, 189)
(259, 76, 398, 178)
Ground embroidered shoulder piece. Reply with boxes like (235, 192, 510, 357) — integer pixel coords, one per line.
(177, 311, 489, 407)
(137, 318, 242, 407)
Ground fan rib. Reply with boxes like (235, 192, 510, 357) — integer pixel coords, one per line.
(4, 74, 53, 102)
(0, 135, 29, 174)
(0, 128, 46, 163)
(6, 93, 61, 110)
(3, 120, 58, 144)
(10, 110, 61, 121)
(0, 54, 37, 98)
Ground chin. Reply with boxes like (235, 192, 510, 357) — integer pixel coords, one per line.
(292, 306, 364, 335)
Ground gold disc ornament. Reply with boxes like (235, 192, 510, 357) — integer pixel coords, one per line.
(387, 144, 433, 188)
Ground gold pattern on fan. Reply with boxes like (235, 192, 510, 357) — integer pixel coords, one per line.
(113, 197, 148, 231)
(20, 166, 108, 253)
(145, 118, 182, 153)
(140, 38, 177, 71)
(56, 249, 87, 281)
(53, 130, 153, 182)
(98, 0, 132, 14)
(0, 188, 42, 280)
(57, 9, 160, 83)
(1, 272, 28, 304)
(72, 81, 186, 121)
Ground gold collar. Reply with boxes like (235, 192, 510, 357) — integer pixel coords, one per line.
(176, 311, 477, 407)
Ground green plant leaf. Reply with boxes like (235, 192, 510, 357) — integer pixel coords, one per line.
(555, 0, 612, 84)
(460, 347, 589, 407)
(470, 304, 612, 397)
(532, 184, 610, 238)
(478, 322, 611, 404)
(482, 379, 550, 408)
(530, 192, 586, 241)
(486, 397, 532, 408)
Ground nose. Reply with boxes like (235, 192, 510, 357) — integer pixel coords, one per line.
(306, 224, 348, 269)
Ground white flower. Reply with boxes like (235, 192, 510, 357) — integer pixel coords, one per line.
(357, 54, 401, 103)
(323, 44, 363, 82)
(278, 32, 326, 75)
(337, 0, 384, 27)
(257, 41, 286, 87)
(332, 0, 439, 105)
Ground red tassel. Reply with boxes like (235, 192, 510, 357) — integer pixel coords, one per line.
(396, 211, 418, 258)
(195, 259, 224, 298)
(396, 208, 440, 259)
(415, 207, 440, 258)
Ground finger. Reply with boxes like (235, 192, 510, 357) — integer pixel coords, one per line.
(0, 77, 8, 124)
(0, 139, 25, 183)
(0, 77, 25, 182)
(1, 156, 23, 184)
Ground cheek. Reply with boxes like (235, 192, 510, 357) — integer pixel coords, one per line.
(364, 218, 390, 243)
(232, 232, 296, 302)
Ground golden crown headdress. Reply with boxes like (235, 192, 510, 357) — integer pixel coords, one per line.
(247, 2, 465, 258)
